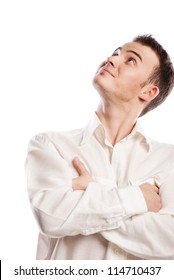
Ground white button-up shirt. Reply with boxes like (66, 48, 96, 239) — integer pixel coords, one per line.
(26, 113, 174, 259)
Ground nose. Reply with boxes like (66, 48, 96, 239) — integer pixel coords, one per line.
(106, 55, 121, 67)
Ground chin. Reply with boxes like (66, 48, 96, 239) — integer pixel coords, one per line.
(93, 75, 111, 95)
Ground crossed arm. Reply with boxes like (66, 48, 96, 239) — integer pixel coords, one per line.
(72, 157, 161, 213)
(26, 135, 174, 259)
(72, 157, 174, 259)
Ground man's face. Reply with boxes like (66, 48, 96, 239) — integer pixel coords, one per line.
(93, 42, 159, 104)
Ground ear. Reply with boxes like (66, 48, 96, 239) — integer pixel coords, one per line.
(139, 85, 159, 102)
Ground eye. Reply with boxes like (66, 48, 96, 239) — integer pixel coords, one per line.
(112, 51, 119, 56)
(112, 48, 121, 56)
(127, 57, 136, 64)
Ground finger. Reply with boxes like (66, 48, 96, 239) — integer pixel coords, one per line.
(154, 185, 159, 194)
(72, 185, 86, 191)
(72, 157, 88, 175)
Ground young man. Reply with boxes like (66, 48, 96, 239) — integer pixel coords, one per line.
(26, 35, 174, 259)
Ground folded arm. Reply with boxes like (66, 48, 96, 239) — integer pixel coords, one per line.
(72, 157, 174, 259)
(26, 134, 148, 238)
(101, 171, 174, 259)
(72, 157, 161, 212)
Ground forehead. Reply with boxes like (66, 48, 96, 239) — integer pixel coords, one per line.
(120, 41, 159, 66)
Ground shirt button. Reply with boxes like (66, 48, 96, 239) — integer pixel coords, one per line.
(112, 245, 119, 255)
(114, 248, 119, 254)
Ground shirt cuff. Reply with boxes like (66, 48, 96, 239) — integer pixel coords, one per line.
(118, 186, 148, 216)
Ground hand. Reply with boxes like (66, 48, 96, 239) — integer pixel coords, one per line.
(72, 157, 94, 191)
(140, 183, 162, 212)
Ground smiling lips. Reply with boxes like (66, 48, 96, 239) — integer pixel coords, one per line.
(101, 66, 116, 78)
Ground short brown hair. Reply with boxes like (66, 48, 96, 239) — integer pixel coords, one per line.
(133, 35, 174, 117)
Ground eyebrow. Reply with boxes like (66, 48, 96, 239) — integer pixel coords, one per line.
(113, 47, 121, 53)
(113, 47, 143, 62)
(127, 50, 143, 62)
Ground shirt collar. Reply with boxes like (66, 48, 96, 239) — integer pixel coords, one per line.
(128, 122, 152, 150)
(80, 113, 102, 145)
(80, 113, 151, 150)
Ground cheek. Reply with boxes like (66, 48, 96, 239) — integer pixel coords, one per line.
(126, 82, 142, 97)
(116, 77, 142, 99)
(121, 70, 143, 89)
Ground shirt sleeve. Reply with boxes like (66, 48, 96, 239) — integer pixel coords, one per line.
(25, 133, 147, 238)
(101, 170, 174, 259)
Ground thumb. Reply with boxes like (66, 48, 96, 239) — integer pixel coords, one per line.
(72, 157, 88, 175)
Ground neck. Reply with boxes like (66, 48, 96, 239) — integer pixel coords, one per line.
(96, 100, 141, 146)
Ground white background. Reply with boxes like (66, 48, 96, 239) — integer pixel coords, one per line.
(0, 0, 174, 260)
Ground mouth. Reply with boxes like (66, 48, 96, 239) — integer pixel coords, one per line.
(101, 67, 116, 78)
